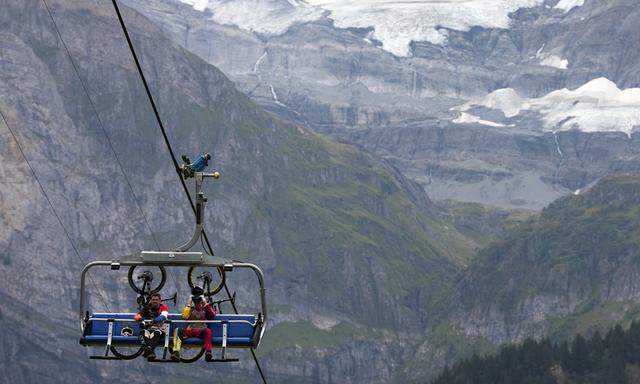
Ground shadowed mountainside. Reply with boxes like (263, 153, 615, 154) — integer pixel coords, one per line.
(0, 1, 475, 382)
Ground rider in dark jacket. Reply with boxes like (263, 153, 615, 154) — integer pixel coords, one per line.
(134, 292, 169, 360)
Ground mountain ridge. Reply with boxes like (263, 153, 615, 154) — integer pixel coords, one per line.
(123, 0, 640, 210)
(0, 1, 476, 382)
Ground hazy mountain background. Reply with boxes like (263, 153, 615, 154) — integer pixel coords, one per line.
(125, 0, 640, 210)
(1, 0, 640, 383)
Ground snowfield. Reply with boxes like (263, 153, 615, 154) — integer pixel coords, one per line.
(554, 0, 585, 12)
(454, 78, 640, 136)
(177, 0, 586, 57)
(305, 0, 545, 56)
(179, 0, 324, 35)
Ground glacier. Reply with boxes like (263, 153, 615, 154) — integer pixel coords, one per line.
(554, 0, 585, 13)
(454, 78, 640, 136)
(305, 0, 546, 56)
(177, 0, 553, 57)
(179, 0, 325, 35)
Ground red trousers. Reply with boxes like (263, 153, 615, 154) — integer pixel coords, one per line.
(182, 327, 212, 352)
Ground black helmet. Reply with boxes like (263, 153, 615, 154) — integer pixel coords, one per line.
(191, 286, 204, 297)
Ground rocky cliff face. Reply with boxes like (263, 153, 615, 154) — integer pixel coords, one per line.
(0, 1, 477, 383)
(123, 0, 640, 210)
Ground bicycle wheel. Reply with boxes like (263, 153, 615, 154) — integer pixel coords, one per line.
(110, 345, 145, 360)
(179, 344, 205, 363)
(187, 266, 225, 296)
(109, 320, 145, 359)
(127, 266, 166, 294)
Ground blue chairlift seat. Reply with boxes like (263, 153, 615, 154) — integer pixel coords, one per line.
(80, 313, 260, 348)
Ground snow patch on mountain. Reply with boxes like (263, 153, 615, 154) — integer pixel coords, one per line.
(554, 0, 585, 13)
(455, 78, 640, 136)
(539, 55, 569, 69)
(534, 45, 568, 69)
(475, 88, 524, 117)
(178, 0, 546, 57)
(179, 0, 325, 35)
(306, 0, 546, 56)
(180, 0, 210, 11)
(453, 112, 509, 127)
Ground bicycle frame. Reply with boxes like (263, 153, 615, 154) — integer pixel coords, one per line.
(79, 251, 267, 344)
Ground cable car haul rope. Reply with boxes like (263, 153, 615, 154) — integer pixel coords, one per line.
(32, 0, 269, 381)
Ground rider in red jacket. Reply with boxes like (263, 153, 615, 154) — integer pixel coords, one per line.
(172, 286, 216, 361)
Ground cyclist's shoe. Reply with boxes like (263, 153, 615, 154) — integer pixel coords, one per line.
(205, 351, 213, 362)
(170, 351, 180, 361)
(147, 351, 157, 360)
(142, 347, 151, 358)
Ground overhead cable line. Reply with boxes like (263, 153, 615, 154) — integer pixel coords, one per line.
(39, 0, 187, 297)
(1, 108, 154, 384)
(0, 109, 111, 312)
(110, 1, 268, 382)
(40, 0, 162, 255)
(37, 2, 164, 382)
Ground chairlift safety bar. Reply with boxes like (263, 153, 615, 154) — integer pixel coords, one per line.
(87, 317, 257, 327)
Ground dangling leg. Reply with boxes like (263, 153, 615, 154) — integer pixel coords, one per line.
(141, 329, 153, 358)
(203, 327, 213, 361)
(171, 328, 182, 361)
(145, 327, 163, 360)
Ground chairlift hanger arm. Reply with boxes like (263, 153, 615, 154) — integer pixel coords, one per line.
(174, 155, 220, 253)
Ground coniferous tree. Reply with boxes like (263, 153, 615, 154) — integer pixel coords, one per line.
(430, 321, 640, 384)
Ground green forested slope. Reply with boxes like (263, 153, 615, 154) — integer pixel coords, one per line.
(404, 174, 640, 383)
(432, 321, 640, 384)
(425, 174, 640, 383)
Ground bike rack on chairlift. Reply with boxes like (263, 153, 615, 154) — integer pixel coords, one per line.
(78, 154, 267, 363)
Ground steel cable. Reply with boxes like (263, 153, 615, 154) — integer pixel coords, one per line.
(110, 1, 268, 382)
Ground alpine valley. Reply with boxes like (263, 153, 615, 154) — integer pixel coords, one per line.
(1, 1, 640, 384)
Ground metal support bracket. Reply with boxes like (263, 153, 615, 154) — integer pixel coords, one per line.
(175, 171, 221, 252)
(162, 323, 170, 360)
(105, 319, 114, 357)
(210, 321, 238, 362)
(222, 321, 227, 360)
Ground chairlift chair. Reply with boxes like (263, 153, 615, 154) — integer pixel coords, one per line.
(78, 154, 267, 363)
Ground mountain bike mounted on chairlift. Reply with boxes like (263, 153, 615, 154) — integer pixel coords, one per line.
(78, 153, 267, 363)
